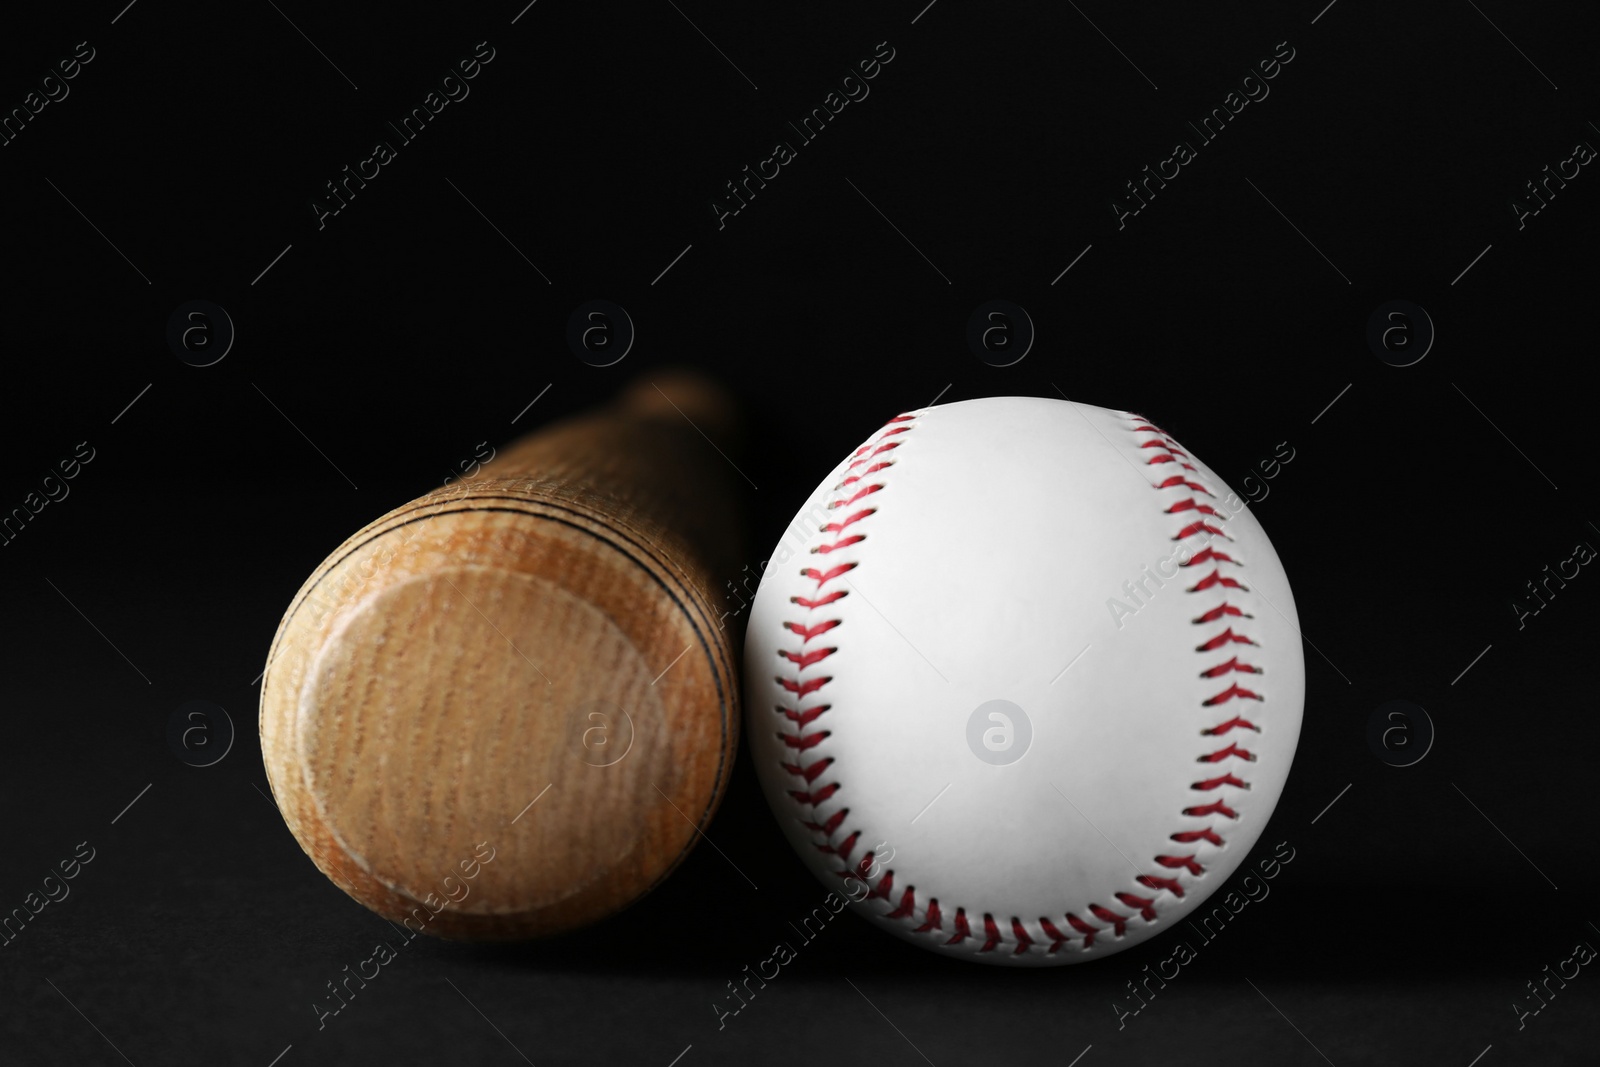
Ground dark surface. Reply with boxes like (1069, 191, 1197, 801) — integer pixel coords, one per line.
(2, 1, 1598, 1064)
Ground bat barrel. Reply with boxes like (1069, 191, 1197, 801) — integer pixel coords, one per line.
(259, 373, 744, 939)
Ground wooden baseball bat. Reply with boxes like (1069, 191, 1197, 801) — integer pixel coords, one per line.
(259, 373, 744, 940)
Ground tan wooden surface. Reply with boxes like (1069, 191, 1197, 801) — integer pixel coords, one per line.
(259, 375, 744, 939)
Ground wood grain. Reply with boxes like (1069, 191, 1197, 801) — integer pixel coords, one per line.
(259, 375, 745, 940)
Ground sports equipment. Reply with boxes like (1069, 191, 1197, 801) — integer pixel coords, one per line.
(260, 376, 743, 939)
(743, 396, 1304, 965)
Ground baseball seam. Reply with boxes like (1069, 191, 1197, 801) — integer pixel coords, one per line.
(771, 409, 1262, 958)
(1129, 414, 1261, 910)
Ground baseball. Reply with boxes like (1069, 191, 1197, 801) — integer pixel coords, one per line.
(744, 396, 1305, 965)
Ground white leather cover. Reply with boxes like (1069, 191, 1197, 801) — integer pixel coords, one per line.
(743, 397, 1305, 965)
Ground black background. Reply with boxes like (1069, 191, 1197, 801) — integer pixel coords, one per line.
(2, 0, 1597, 1064)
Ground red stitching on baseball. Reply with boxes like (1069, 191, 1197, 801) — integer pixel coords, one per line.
(1193, 603, 1252, 624)
(812, 507, 877, 555)
(1202, 682, 1264, 706)
(1156, 854, 1204, 876)
(1185, 547, 1239, 567)
(1183, 800, 1238, 819)
(834, 483, 884, 507)
(886, 886, 918, 919)
(1008, 917, 1034, 955)
(818, 831, 859, 859)
(1199, 655, 1261, 677)
(1066, 913, 1099, 948)
(841, 461, 893, 487)
(778, 420, 904, 878)
(1190, 570, 1249, 594)
(1192, 773, 1249, 791)
(813, 536, 865, 554)
(1116, 892, 1159, 920)
(784, 620, 840, 642)
(1173, 520, 1228, 540)
(801, 562, 856, 585)
(782, 758, 832, 782)
(779, 647, 836, 670)
(802, 808, 850, 835)
(1132, 413, 1260, 944)
(778, 704, 829, 727)
(791, 590, 846, 609)
(980, 914, 1004, 953)
(1165, 498, 1227, 518)
(823, 508, 877, 533)
(1155, 475, 1214, 495)
(1089, 904, 1130, 936)
(789, 783, 838, 805)
(1188, 569, 1247, 592)
(1198, 741, 1257, 763)
(846, 442, 896, 465)
(774, 420, 926, 944)
(1196, 627, 1258, 651)
(777, 675, 831, 698)
(1202, 715, 1261, 735)
(779, 729, 829, 750)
